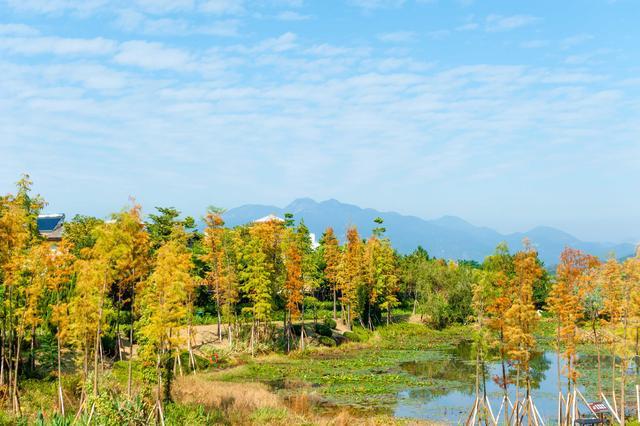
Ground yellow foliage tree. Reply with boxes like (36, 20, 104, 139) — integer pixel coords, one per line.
(138, 235, 191, 408)
(338, 226, 363, 330)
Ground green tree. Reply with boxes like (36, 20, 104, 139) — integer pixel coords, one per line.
(320, 228, 341, 320)
(138, 233, 191, 412)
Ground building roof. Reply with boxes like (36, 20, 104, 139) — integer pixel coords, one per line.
(254, 214, 285, 223)
(37, 213, 65, 241)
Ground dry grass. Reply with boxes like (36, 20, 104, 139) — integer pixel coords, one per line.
(172, 374, 441, 425)
(173, 375, 283, 413)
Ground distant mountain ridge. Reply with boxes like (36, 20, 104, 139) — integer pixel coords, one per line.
(222, 198, 636, 265)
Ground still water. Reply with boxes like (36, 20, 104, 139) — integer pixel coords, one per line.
(394, 343, 639, 424)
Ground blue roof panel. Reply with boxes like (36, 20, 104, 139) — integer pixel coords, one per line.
(37, 215, 64, 232)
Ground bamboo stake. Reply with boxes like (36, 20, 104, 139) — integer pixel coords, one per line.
(466, 397, 479, 426)
(529, 396, 539, 426)
(636, 384, 639, 422)
(485, 395, 497, 426)
(495, 395, 506, 424)
(532, 401, 546, 426)
(564, 393, 571, 426)
(601, 392, 622, 424)
(576, 388, 599, 417)
(557, 391, 563, 425)
(470, 398, 478, 426)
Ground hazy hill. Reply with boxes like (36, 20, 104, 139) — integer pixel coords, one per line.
(222, 198, 635, 265)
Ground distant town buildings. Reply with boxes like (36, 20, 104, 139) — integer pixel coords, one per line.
(35, 212, 320, 249)
(37, 213, 65, 242)
(253, 214, 319, 249)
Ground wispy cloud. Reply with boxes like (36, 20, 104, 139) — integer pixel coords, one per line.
(1, 0, 638, 242)
(520, 39, 549, 49)
(485, 14, 539, 32)
(560, 33, 594, 49)
(200, 0, 244, 15)
(275, 10, 311, 21)
(377, 31, 416, 43)
(114, 40, 192, 70)
(0, 35, 117, 56)
(4, 0, 107, 15)
(115, 9, 241, 36)
(0, 23, 40, 36)
(348, 0, 405, 11)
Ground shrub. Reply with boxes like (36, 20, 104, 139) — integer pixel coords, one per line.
(314, 323, 332, 337)
(323, 317, 337, 330)
(343, 331, 361, 342)
(164, 403, 223, 426)
(290, 324, 302, 336)
(318, 336, 336, 347)
(250, 407, 288, 423)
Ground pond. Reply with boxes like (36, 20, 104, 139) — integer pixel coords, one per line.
(393, 342, 639, 424)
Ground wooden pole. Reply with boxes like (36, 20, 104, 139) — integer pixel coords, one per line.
(485, 395, 497, 426)
(557, 391, 563, 425)
(495, 395, 506, 424)
(636, 384, 639, 422)
(601, 392, 622, 425)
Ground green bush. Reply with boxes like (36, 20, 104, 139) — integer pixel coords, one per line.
(343, 331, 361, 342)
(250, 407, 288, 423)
(314, 323, 332, 337)
(323, 317, 337, 329)
(164, 403, 223, 425)
(290, 323, 303, 336)
(318, 336, 336, 347)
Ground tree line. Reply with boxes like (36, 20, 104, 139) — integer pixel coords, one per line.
(1, 175, 638, 424)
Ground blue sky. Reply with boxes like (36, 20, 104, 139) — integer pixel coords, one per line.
(1, 0, 639, 244)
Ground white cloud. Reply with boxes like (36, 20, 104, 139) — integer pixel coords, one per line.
(485, 14, 538, 32)
(255, 32, 297, 52)
(426, 30, 450, 40)
(456, 22, 479, 31)
(377, 31, 416, 43)
(0, 36, 117, 56)
(43, 63, 128, 90)
(134, 0, 195, 13)
(561, 34, 594, 49)
(114, 41, 192, 70)
(0, 23, 40, 36)
(275, 11, 311, 21)
(564, 49, 611, 65)
(4, 0, 107, 15)
(520, 40, 549, 49)
(200, 0, 244, 15)
(115, 9, 240, 36)
(348, 0, 405, 10)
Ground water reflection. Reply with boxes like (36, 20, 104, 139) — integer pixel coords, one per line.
(395, 343, 638, 424)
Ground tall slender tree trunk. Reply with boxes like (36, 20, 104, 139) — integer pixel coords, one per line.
(57, 333, 65, 415)
(285, 310, 290, 353)
(300, 304, 305, 352)
(127, 291, 135, 399)
(515, 365, 521, 426)
(333, 288, 337, 321)
(7, 286, 14, 403)
(621, 313, 628, 425)
(116, 293, 123, 361)
(216, 292, 222, 342)
(12, 334, 22, 414)
(612, 346, 618, 416)
(93, 278, 107, 397)
(29, 325, 35, 375)
(592, 317, 602, 395)
(0, 320, 5, 387)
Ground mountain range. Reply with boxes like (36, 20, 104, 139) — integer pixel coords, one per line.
(221, 198, 636, 265)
